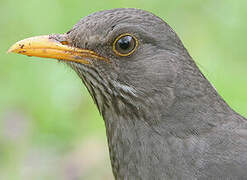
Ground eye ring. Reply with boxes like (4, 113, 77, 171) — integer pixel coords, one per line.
(113, 33, 138, 57)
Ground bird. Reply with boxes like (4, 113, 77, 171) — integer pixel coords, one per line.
(8, 8, 247, 180)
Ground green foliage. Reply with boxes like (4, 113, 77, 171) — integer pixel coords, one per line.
(0, 0, 247, 179)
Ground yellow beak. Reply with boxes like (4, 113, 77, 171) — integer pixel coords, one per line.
(8, 35, 108, 64)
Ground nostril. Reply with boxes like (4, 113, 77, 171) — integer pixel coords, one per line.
(61, 41, 69, 45)
(49, 34, 70, 45)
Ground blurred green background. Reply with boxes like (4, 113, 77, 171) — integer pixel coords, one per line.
(1, 0, 247, 179)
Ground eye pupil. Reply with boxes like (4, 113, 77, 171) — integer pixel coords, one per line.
(113, 34, 138, 56)
(118, 36, 132, 50)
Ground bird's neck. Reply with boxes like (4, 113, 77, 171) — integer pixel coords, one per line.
(101, 72, 234, 179)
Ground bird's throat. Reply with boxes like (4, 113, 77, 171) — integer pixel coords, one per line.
(70, 56, 234, 179)
(100, 80, 233, 179)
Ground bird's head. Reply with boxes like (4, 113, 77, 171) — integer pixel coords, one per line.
(8, 8, 194, 115)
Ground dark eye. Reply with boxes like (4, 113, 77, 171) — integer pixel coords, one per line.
(113, 34, 138, 56)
